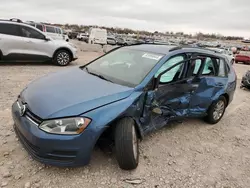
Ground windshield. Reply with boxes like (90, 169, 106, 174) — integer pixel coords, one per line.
(85, 48, 164, 87)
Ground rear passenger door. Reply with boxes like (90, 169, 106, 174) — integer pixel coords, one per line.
(188, 55, 228, 116)
(0, 23, 25, 61)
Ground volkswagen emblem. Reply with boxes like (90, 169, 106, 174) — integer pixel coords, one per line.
(17, 101, 26, 116)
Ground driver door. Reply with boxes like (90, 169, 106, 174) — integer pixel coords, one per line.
(141, 54, 204, 133)
(20, 25, 52, 61)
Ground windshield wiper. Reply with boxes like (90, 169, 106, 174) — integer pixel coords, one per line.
(85, 67, 113, 83)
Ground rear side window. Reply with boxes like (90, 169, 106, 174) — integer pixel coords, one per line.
(201, 57, 218, 76)
(200, 56, 227, 77)
(0, 23, 21, 36)
(217, 59, 227, 77)
(56, 28, 62, 34)
(226, 63, 230, 74)
(45, 26, 56, 33)
(36, 24, 43, 31)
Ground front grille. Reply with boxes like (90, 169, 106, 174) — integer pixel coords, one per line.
(17, 97, 43, 124)
(25, 108, 42, 124)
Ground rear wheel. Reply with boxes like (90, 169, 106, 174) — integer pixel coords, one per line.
(53, 50, 71, 66)
(115, 118, 139, 170)
(204, 96, 227, 124)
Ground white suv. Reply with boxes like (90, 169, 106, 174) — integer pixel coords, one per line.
(0, 19, 77, 66)
(26, 21, 69, 42)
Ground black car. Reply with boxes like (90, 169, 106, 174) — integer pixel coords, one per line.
(241, 70, 250, 89)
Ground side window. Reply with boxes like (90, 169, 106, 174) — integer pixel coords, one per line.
(155, 55, 185, 83)
(58, 28, 62, 34)
(225, 63, 230, 74)
(36, 24, 43, 31)
(217, 59, 227, 77)
(0, 23, 21, 36)
(21, 26, 45, 40)
(201, 57, 218, 76)
(45, 26, 56, 33)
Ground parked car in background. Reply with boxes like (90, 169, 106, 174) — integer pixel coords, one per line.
(88, 28, 107, 45)
(107, 37, 117, 45)
(0, 19, 77, 66)
(240, 70, 250, 89)
(116, 38, 126, 46)
(26, 21, 67, 42)
(123, 38, 137, 45)
(235, 51, 250, 64)
(68, 32, 78, 39)
(12, 44, 236, 170)
(77, 33, 89, 43)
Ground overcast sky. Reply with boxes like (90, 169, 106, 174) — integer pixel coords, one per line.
(1, 0, 250, 37)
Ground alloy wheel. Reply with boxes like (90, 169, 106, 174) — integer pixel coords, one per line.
(213, 100, 225, 121)
(57, 52, 70, 65)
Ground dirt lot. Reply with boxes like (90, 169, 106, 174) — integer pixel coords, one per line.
(0, 41, 250, 188)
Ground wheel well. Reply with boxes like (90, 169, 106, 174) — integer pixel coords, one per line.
(221, 93, 229, 107)
(53, 48, 73, 60)
(96, 117, 143, 148)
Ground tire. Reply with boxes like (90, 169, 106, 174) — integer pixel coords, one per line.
(204, 96, 227, 124)
(115, 118, 139, 170)
(235, 61, 238, 64)
(53, 50, 71, 66)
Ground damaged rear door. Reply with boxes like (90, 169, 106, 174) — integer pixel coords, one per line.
(188, 55, 229, 116)
(141, 54, 205, 133)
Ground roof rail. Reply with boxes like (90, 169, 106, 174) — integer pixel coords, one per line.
(10, 18, 22, 23)
(125, 42, 177, 47)
(169, 45, 222, 53)
(169, 46, 182, 52)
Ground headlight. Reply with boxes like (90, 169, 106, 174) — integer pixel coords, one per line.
(39, 117, 91, 135)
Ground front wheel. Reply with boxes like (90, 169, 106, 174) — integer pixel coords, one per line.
(54, 50, 71, 66)
(115, 118, 139, 170)
(204, 96, 227, 124)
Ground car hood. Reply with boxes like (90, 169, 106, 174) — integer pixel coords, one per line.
(21, 67, 134, 119)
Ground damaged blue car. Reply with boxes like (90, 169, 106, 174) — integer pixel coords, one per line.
(12, 44, 237, 170)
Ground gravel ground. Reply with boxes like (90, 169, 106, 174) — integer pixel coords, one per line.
(0, 41, 250, 188)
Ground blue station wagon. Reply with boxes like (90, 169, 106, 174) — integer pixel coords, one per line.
(12, 44, 237, 170)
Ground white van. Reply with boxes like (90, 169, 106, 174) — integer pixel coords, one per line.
(88, 28, 107, 45)
(26, 21, 68, 41)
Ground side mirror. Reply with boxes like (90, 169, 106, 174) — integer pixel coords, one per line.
(44, 36, 50, 41)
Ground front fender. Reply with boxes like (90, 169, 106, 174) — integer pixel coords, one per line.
(82, 91, 144, 145)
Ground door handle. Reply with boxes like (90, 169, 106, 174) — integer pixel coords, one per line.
(27, 41, 33, 43)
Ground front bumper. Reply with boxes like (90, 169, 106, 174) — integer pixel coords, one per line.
(12, 101, 95, 167)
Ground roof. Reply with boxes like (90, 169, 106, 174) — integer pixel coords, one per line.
(123, 44, 226, 58)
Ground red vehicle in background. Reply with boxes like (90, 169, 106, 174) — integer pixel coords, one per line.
(235, 51, 250, 64)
